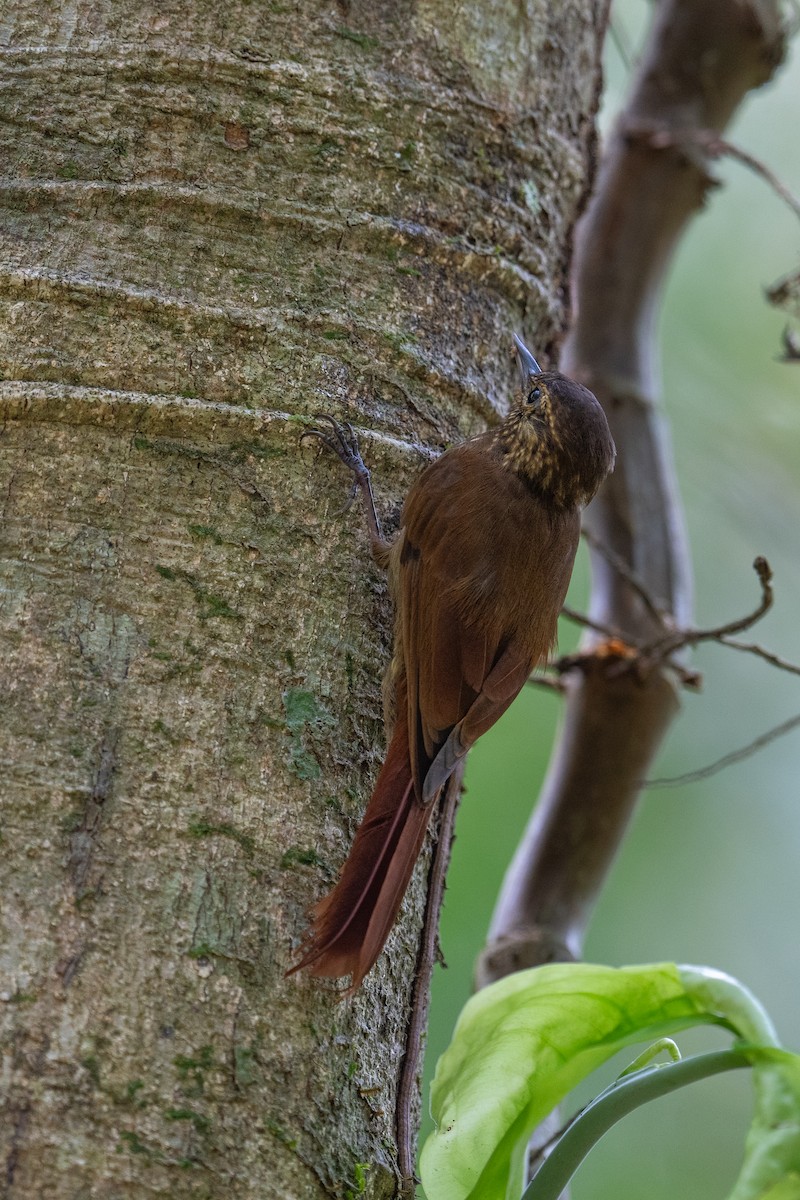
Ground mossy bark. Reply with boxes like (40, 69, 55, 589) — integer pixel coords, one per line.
(0, 1, 606, 1195)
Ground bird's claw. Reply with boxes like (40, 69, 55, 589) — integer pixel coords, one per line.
(301, 414, 370, 484)
(302, 414, 385, 543)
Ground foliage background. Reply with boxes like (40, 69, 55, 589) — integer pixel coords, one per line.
(420, 6, 800, 1197)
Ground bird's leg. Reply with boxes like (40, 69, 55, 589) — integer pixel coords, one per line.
(302, 415, 390, 563)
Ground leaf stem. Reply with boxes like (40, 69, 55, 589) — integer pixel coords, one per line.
(521, 1048, 752, 1200)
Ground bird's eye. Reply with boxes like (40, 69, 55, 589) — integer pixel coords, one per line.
(527, 387, 542, 406)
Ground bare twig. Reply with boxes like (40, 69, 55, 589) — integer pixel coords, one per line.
(780, 327, 800, 361)
(709, 135, 800, 222)
(640, 557, 772, 660)
(560, 604, 625, 641)
(661, 660, 704, 690)
(563, 554, 776, 672)
(719, 635, 800, 677)
(396, 769, 463, 1195)
(525, 673, 567, 695)
(646, 713, 800, 789)
(555, 554, 792, 691)
(628, 125, 800, 224)
(608, 11, 635, 72)
(580, 527, 671, 629)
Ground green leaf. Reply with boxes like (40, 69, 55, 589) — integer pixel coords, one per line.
(729, 1047, 800, 1200)
(421, 962, 711, 1200)
(419, 962, 800, 1200)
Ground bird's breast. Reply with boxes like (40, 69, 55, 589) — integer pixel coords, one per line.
(398, 442, 580, 662)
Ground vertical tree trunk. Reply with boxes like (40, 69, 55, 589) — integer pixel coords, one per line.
(0, 1, 606, 1193)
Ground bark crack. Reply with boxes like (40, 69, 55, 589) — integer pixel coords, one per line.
(67, 726, 121, 902)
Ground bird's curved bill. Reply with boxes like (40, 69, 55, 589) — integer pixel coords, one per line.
(513, 333, 542, 383)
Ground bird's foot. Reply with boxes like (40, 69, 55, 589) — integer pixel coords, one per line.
(302, 415, 385, 549)
(301, 415, 371, 511)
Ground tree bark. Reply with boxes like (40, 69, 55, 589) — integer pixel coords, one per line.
(0, 1, 607, 1194)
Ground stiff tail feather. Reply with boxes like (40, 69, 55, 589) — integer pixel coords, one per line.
(287, 720, 433, 992)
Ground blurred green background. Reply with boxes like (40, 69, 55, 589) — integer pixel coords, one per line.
(420, 4, 800, 1197)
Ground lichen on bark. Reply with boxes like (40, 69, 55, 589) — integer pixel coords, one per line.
(0, 1, 607, 1194)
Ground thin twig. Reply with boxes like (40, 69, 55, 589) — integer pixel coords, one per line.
(627, 125, 800, 223)
(554, 555, 791, 694)
(525, 672, 567, 695)
(396, 769, 463, 1195)
(780, 327, 800, 362)
(719, 635, 800, 677)
(697, 133, 800, 223)
(640, 557, 772, 659)
(581, 527, 671, 628)
(663, 661, 704, 690)
(560, 603, 626, 641)
(646, 712, 800, 789)
(608, 11, 634, 72)
(563, 557, 797, 691)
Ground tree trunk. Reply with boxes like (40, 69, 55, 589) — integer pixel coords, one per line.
(0, 1, 606, 1194)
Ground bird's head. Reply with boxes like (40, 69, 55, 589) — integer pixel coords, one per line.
(495, 334, 616, 510)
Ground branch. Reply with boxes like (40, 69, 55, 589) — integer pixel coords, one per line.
(525, 673, 567, 695)
(559, 604, 624, 641)
(568, 555, 796, 690)
(555, 553, 797, 699)
(477, 0, 786, 986)
(639, 557, 773, 660)
(646, 712, 800, 789)
(779, 326, 800, 362)
(719, 635, 800, 677)
(580, 526, 671, 629)
(626, 126, 800, 223)
(397, 770, 463, 1195)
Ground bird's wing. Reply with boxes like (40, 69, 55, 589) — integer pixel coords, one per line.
(394, 441, 577, 804)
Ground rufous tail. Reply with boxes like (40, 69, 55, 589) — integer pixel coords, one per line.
(287, 718, 432, 992)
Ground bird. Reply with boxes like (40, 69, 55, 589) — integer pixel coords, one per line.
(288, 334, 615, 991)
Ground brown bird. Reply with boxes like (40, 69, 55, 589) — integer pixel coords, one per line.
(289, 335, 615, 991)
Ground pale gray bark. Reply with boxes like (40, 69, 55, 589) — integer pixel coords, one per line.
(478, 0, 786, 984)
(0, 1, 607, 1195)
